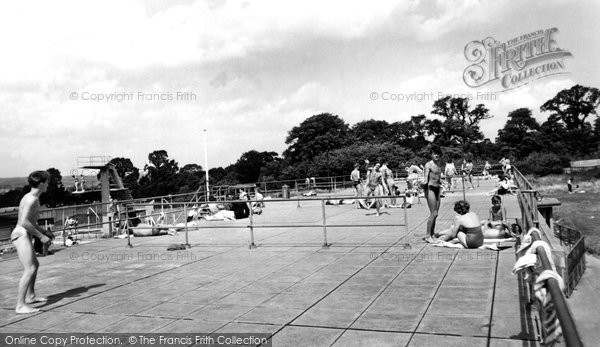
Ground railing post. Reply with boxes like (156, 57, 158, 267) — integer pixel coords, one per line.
(61, 209, 66, 246)
(321, 199, 329, 248)
(126, 204, 132, 248)
(403, 195, 408, 236)
(184, 204, 190, 248)
(249, 202, 256, 249)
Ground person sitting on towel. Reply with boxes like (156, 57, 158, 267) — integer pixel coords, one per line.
(434, 200, 484, 248)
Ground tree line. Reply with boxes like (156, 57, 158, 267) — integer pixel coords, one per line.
(1, 84, 598, 207)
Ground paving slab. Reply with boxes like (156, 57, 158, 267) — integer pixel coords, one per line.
(0, 181, 569, 346)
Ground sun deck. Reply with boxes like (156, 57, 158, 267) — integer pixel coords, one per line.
(0, 181, 546, 346)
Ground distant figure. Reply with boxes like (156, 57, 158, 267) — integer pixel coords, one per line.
(187, 205, 199, 222)
(350, 163, 361, 196)
(444, 159, 456, 191)
(381, 160, 395, 197)
(464, 158, 474, 189)
(567, 177, 574, 193)
(254, 187, 264, 203)
(253, 188, 265, 212)
(64, 216, 78, 237)
(365, 163, 384, 216)
(79, 175, 86, 192)
(11, 171, 54, 314)
(72, 175, 80, 192)
(483, 161, 492, 179)
(405, 164, 423, 192)
(486, 175, 515, 196)
(504, 159, 512, 176)
(499, 157, 507, 173)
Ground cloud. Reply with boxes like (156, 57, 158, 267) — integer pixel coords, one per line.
(0, 0, 598, 177)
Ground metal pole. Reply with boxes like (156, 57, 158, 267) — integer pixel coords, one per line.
(249, 204, 256, 249)
(61, 209, 66, 246)
(184, 204, 190, 248)
(321, 199, 329, 248)
(462, 175, 466, 201)
(203, 129, 209, 202)
(403, 195, 408, 235)
(126, 205, 132, 248)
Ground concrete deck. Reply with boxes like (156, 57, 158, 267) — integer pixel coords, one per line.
(0, 181, 543, 346)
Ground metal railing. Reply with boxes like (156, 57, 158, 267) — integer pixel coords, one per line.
(123, 194, 409, 249)
(554, 223, 586, 297)
(513, 166, 583, 346)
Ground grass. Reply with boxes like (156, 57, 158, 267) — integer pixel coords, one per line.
(527, 170, 600, 255)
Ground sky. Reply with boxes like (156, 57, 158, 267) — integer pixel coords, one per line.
(1, 0, 599, 177)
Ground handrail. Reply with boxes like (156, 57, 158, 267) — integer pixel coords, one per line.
(87, 207, 99, 220)
(528, 228, 583, 347)
(513, 165, 583, 346)
(124, 194, 409, 249)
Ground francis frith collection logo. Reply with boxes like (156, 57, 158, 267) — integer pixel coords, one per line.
(463, 28, 572, 91)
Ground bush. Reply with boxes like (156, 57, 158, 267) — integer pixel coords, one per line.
(516, 152, 570, 176)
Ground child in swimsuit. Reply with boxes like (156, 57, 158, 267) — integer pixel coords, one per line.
(481, 195, 511, 238)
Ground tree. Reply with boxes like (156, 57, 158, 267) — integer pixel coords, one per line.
(309, 142, 415, 177)
(540, 85, 600, 130)
(176, 164, 204, 194)
(208, 167, 228, 185)
(350, 119, 391, 143)
(109, 157, 140, 194)
(41, 168, 67, 207)
(539, 85, 600, 157)
(180, 164, 203, 174)
(138, 150, 180, 197)
(0, 189, 24, 208)
(233, 150, 280, 183)
(594, 117, 600, 153)
(429, 96, 492, 147)
(538, 114, 568, 155)
(284, 113, 350, 163)
(495, 108, 542, 158)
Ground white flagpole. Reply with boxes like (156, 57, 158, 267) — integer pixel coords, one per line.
(203, 129, 209, 201)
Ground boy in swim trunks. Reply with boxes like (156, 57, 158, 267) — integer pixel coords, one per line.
(424, 146, 442, 241)
(11, 170, 54, 313)
(365, 163, 383, 216)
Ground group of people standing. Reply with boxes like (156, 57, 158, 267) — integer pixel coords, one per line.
(423, 147, 516, 247)
(350, 160, 402, 216)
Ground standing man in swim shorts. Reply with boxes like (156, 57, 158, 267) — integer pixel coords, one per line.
(365, 163, 383, 216)
(11, 170, 54, 314)
(424, 146, 442, 242)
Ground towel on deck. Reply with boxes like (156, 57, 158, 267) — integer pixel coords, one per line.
(534, 270, 564, 345)
(431, 237, 517, 250)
